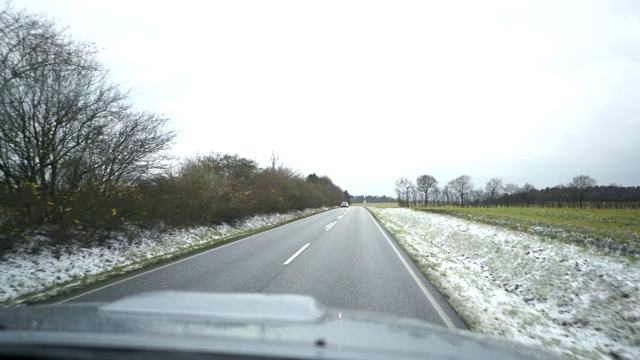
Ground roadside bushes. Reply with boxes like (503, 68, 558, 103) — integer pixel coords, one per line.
(1, 151, 345, 253)
(138, 153, 260, 227)
(140, 154, 344, 226)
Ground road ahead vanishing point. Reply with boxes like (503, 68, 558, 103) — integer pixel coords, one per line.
(55, 207, 466, 329)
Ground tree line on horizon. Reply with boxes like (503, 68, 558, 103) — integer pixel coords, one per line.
(394, 174, 640, 209)
(349, 195, 396, 204)
(0, 4, 346, 253)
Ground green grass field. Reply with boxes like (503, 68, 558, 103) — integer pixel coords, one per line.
(417, 206, 640, 256)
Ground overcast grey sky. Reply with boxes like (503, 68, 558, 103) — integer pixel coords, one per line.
(11, 0, 640, 196)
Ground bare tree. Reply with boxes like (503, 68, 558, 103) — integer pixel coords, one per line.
(64, 107, 174, 194)
(446, 180, 456, 205)
(452, 175, 473, 206)
(395, 177, 413, 207)
(410, 184, 419, 207)
(1, 5, 117, 195)
(265, 150, 297, 179)
(485, 178, 503, 206)
(520, 183, 537, 207)
(442, 184, 452, 206)
(432, 186, 441, 206)
(268, 150, 282, 170)
(0, 4, 174, 225)
(547, 184, 569, 207)
(570, 175, 597, 209)
(503, 183, 520, 206)
(471, 189, 485, 206)
(416, 174, 437, 206)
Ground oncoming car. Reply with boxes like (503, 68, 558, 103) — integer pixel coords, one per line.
(340, 201, 349, 208)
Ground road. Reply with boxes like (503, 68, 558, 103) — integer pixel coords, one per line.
(56, 206, 466, 329)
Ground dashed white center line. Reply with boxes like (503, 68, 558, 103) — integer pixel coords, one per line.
(337, 215, 344, 220)
(325, 221, 337, 231)
(283, 243, 310, 265)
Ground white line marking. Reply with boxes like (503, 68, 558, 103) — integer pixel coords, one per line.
(367, 211, 457, 329)
(325, 221, 337, 231)
(283, 243, 310, 265)
(337, 215, 344, 220)
(55, 216, 311, 304)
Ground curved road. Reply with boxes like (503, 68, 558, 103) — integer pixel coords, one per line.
(56, 206, 466, 329)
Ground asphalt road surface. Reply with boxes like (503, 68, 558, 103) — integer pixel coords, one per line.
(56, 206, 467, 329)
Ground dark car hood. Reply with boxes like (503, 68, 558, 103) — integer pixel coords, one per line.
(0, 291, 561, 360)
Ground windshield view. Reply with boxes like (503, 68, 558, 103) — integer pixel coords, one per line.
(1, 1, 639, 360)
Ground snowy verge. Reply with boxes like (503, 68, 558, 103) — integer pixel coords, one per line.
(0, 209, 323, 306)
(369, 208, 639, 360)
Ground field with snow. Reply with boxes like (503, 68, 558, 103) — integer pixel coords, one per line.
(369, 207, 639, 360)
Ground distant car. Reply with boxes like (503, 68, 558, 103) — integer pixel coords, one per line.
(341, 201, 349, 208)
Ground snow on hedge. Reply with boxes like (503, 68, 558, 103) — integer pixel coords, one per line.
(370, 208, 639, 360)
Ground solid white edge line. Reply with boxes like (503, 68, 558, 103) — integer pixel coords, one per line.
(56, 215, 313, 304)
(283, 243, 310, 265)
(366, 210, 457, 330)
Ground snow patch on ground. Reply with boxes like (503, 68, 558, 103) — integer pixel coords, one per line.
(370, 208, 639, 360)
(0, 210, 317, 304)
